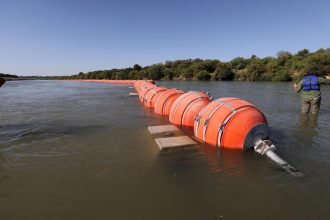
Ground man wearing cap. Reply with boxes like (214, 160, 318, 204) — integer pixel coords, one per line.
(293, 68, 330, 114)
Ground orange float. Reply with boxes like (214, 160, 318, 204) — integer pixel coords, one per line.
(139, 83, 157, 103)
(154, 89, 185, 116)
(194, 97, 269, 150)
(169, 91, 211, 127)
(135, 81, 152, 94)
(143, 87, 168, 108)
(134, 80, 143, 94)
(76, 79, 137, 85)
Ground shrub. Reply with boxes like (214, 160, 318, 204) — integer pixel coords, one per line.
(195, 70, 211, 80)
(214, 66, 234, 81)
(272, 70, 292, 81)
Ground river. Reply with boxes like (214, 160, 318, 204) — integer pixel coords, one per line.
(0, 80, 329, 220)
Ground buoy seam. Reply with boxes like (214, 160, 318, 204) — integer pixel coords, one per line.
(154, 89, 167, 112)
(162, 91, 183, 115)
(181, 97, 210, 126)
(194, 100, 214, 139)
(201, 98, 239, 142)
(149, 88, 166, 108)
(202, 102, 226, 142)
(142, 87, 155, 103)
(170, 92, 192, 122)
(217, 98, 237, 112)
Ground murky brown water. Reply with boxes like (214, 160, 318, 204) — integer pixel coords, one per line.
(1, 80, 329, 220)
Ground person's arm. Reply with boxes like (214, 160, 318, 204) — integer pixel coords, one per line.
(318, 76, 330, 85)
(293, 79, 303, 93)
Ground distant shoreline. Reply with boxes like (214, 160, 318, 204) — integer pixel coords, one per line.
(3, 77, 56, 81)
(3, 77, 330, 82)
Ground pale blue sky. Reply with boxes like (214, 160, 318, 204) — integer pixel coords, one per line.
(0, 0, 329, 76)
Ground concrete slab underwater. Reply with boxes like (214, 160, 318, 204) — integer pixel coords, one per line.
(148, 125, 180, 135)
(155, 136, 196, 151)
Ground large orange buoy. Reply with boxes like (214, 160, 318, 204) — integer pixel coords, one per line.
(139, 83, 157, 103)
(194, 97, 270, 150)
(135, 80, 150, 94)
(154, 89, 185, 116)
(169, 91, 211, 127)
(143, 87, 168, 108)
(135, 80, 155, 94)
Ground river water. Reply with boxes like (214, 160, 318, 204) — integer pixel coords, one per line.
(0, 80, 329, 220)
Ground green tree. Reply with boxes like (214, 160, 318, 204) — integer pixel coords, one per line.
(272, 69, 291, 81)
(213, 66, 234, 81)
(246, 59, 266, 81)
(195, 70, 211, 80)
(133, 64, 142, 71)
(146, 64, 164, 80)
(228, 57, 249, 70)
(182, 67, 194, 79)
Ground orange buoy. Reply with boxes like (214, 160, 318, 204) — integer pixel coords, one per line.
(194, 97, 269, 150)
(134, 80, 143, 94)
(169, 91, 211, 127)
(139, 83, 157, 103)
(137, 81, 152, 93)
(154, 89, 185, 116)
(143, 87, 168, 108)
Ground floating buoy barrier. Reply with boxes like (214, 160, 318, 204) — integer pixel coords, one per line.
(145, 81, 301, 176)
(73, 79, 154, 85)
(143, 87, 168, 108)
(71, 79, 302, 176)
(154, 88, 185, 116)
(194, 97, 269, 150)
(169, 91, 212, 127)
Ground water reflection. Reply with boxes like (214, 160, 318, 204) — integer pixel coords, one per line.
(299, 113, 319, 128)
(0, 122, 106, 146)
(0, 80, 330, 220)
(200, 145, 248, 177)
(0, 152, 20, 199)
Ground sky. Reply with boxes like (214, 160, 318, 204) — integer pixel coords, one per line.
(0, 0, 329, 76)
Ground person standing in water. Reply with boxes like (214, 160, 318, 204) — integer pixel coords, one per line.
(293, 68, 330, 114)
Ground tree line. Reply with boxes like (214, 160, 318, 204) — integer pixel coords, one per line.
(57, 48, 329, 81)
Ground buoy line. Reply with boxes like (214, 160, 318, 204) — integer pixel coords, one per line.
(78, 79, 303, 177)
